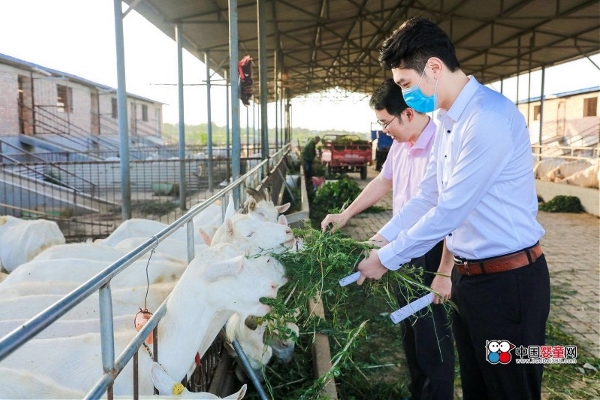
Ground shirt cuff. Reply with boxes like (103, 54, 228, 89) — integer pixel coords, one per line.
(378, 243, 407, 271)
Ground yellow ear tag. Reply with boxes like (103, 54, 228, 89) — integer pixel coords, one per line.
(172, 382, 185, 395)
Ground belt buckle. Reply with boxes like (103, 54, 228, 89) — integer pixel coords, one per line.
(462, 261, 472, 276)
(454, 255, 473, 276)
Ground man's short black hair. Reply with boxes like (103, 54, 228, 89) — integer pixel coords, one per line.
(379, 17, 460, 72)
(369, 78, 409, 116)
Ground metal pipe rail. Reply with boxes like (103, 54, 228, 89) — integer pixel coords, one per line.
(0, 138, 98, 197)
(531, 144, 599, 161)
(0, 144, 290, 398)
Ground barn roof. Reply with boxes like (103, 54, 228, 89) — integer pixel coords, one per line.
(123, 0, 600, 101)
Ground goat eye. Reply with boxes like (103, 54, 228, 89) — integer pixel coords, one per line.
(246, 231, 255, 238)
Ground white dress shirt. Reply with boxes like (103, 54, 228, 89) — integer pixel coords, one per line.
(378, 76, 544, 270)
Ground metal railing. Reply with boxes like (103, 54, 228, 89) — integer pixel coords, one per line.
(0, 144, 290, 399)
(0, 139, 98, 197)
(532, 144, 599, 162)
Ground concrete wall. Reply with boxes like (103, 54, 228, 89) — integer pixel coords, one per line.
(536, 180, 599, 217)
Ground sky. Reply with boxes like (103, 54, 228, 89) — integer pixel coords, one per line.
(1, 0, 598, 133)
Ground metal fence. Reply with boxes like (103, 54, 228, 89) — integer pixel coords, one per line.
(532, 144, 599, 162)
(0, 144, 290, 398)
(0, 151, 264, 241)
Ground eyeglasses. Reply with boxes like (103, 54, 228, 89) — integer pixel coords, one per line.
(377, 116, 397, 130)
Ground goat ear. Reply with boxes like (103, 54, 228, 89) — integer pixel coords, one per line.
(205, 255, 244, 282)
(226, 218, 235, 237)
(198, 228, 212, 246)
(246, 187, 259, 199)
(225, 194, 236, 219)
(277, 202, 291, 214)
(150, 362, 178, 395)
(278, 214, 288, 226)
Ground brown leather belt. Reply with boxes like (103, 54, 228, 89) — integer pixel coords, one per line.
(454, 243, 543, 276)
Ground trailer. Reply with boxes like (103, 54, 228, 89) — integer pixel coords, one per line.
(320, 134, 372, 180)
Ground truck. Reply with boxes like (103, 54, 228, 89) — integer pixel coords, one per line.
(319, 134, 372, 180)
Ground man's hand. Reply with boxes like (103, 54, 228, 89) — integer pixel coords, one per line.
(431, 274, 452, 304)
(431, 240, 454, 305)
(356, 248, 388, 284)
(321, 213, 347, 233)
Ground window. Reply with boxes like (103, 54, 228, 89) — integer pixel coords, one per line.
(141, 104, 148, 122)
(57, 84, 73, 113)
(111, 98, 118, 118)
(583, 97, 597, 117)
(533, 105, 541, 121)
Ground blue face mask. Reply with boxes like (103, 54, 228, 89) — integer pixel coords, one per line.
(402, 68, 438, 113)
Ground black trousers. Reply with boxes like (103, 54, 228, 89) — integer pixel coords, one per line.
(451, 255, 550, 400)
(303, 159, 314, 190)
(396, 241, 455, 400)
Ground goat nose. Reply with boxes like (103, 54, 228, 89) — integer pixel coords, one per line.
(271, 282, 278, 290)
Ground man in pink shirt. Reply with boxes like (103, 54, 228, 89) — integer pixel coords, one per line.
(321, 78, 454, 400)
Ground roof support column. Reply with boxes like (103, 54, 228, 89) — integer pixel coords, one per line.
(285, 90, 291, 144)
(225, 69, 231, 180)
(539, 66, 546, 153)
(274, 49, 279, 151)
(176, 21, 187, 210)
(252, 101, 257, 154)
(113, 0, 131, 220)
(229, 0, 241, 208)
(205, 52, 214, 192)
(257, 0, 268, 161)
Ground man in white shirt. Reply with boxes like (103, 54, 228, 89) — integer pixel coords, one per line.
(357, 17, 549, 400)
(321, 78, 454, 399)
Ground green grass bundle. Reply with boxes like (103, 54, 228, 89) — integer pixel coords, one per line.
(250, 226, 449, 399)
(539, 195, 584, 213)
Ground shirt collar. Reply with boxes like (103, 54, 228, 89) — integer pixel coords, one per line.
(446, 75, 480, 122)
(408, 118, 436, 154)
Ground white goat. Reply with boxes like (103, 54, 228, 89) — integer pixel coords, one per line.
(241, 187, 290, 222)
(266, 320, 300, 364)
(557, 162, 599, 188)
(208, 213, 293, 250)
(0, 215, 65, 273)
(0, 257, 186, 293)
(114, 236, 208, 263)
(0, 280, 80, 297)
(224, 313, 273, 382)
(545, 159, 592, 181)
(0, 282, 176, 321)
(0, 315, 134, 340)
(97, 219, 189, 247)
(0, 254, 282, 396)
(32, 241, 127, 262)
(0, 363, 247, 399)
(533, 158, 564, 180)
